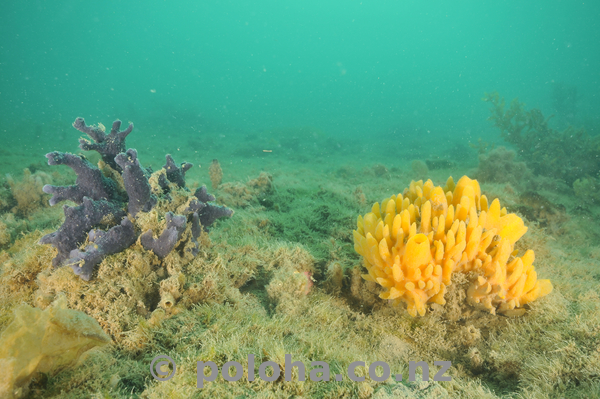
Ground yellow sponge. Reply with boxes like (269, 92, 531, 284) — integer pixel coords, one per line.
(353, 176, 552, 317)
(0, 295, 111, 399)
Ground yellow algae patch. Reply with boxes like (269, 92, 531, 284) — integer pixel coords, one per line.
(353, 176, 552, 317)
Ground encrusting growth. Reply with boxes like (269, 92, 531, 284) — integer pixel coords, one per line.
(353, 176, 553, 317)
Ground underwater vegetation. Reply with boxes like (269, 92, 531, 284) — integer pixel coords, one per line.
(353, 176, 552, 317)
(39, 118, 233, 280)
(5, 169, 52, 217)
(0, 106, 599, 398)
(0, 171, 50, 248)
(483, 92, 600, 195)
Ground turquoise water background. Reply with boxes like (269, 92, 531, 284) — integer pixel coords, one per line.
(1, 1, 599, 159)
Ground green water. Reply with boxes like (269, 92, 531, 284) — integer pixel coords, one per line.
(2, 1, 598, 168)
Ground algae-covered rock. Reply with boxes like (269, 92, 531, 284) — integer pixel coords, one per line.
(573, 176, 600, 205)
(473, 146, 533, 190)
(6, 168, 53, 217)
(265, 245, 315, 315)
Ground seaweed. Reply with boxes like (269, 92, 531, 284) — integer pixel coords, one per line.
(483, 91, 600, 186)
